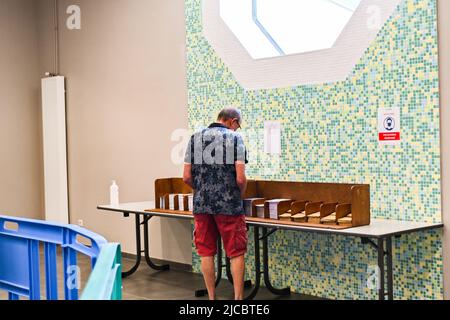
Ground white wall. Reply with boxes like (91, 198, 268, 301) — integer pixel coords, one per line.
(36, 0, 192, 264)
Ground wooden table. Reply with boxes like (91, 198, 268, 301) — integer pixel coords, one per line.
(98, 201, 443, 300)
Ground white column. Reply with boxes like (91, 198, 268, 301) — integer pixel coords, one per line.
(41, 76, 69, 224)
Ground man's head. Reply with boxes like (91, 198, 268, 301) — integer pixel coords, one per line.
(217, 107, 242, 131)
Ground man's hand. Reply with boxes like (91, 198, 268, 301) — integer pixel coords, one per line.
(235, 161, 247, 199)
(183, 163, 193, 189)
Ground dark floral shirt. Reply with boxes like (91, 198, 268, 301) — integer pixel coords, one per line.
(185, 123, 248, 215)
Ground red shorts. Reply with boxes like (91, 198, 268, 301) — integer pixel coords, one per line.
(193, 214, 248, 259)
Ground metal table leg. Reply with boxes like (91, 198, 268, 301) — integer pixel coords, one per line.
(245, 226, 261, 300)
(377, 238, 385, 301)
(261, 227, 291, 296)
(122, 213, 142, 278)
(386, 237, 394, 300)
(143, 216, 170, 271)
(362, 236, 394, 300)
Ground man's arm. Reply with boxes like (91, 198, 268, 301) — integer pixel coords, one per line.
(235, 161, 247, 199)
(234, 134, 248, 199)
(183, 135, 194, 189)
(183, 163, 193, 189)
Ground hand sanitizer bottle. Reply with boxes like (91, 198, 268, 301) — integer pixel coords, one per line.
(110, 180, 119, 206)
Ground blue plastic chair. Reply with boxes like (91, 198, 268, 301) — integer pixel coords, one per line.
(0, 215, 122, 300)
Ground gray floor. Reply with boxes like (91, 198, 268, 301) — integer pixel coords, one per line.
(119, 256, 321, 300)
(1, 250, 321, 300)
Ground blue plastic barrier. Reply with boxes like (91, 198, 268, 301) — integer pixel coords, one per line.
(0, 215, 122, 300)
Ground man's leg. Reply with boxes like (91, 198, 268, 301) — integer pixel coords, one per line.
(201, 256, 216, 300)
(194, 214, 219, 300)
(215, 214, 247, 300)
(230, 254, 245, 300)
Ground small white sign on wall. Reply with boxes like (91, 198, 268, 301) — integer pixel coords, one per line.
(264, 121, 281, 154)
(378, 107, 401, 145)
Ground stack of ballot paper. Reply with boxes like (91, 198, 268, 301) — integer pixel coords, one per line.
(255, 204, 265, 218)
(320, 213, 337, 225)
(168, 194, 177, 210)
(307, 212, 321, 224)
(266, 199, 293, 220)
(177, 194, 191, 211)
(159, 193, 193, 211)
(304, 202, 323, 224)
(243, 198, 265, 217)
(279, 210, 292, 221)
(188, 194, 194, 211)
(290, 201, 309, 222)
(291, 212, 307, 222)
(159, 195, 166, 209)
(337, 214, 352, 226)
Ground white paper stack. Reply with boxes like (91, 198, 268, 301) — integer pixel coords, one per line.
(188, 194, 194, 211)
(177, 195, 184, 211)
(255, 204, 265, 218)
(168, 194, 177, 210)
(243, 198, 264, 217)
(177, 194, 187, 211)
(267, 199, 291, 220)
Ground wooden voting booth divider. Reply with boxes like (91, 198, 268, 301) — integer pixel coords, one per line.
(152, 178, 370, 230)
(99, 187, 442, 300)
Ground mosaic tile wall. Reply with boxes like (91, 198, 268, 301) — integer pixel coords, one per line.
(186, 0, 443, 299)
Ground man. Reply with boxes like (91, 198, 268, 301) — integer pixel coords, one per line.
(183, 107, 248, 300)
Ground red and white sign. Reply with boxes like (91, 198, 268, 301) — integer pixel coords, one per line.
(378, 108, 400, 145)
(379, 132, 400, 141)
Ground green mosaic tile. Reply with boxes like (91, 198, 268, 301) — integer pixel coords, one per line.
(186, 0, 442, 299)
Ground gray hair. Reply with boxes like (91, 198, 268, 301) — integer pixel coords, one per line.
(217, 107, 242, 123)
